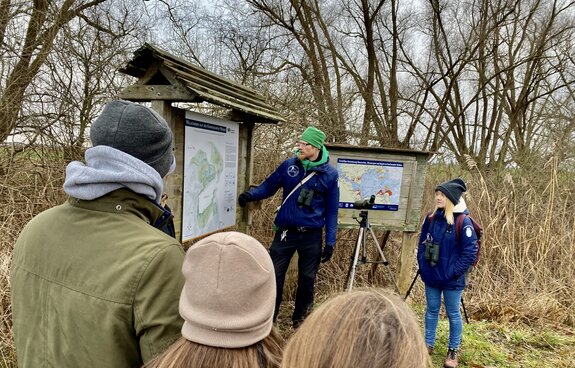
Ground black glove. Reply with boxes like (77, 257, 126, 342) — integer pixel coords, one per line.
(321, 246, 334, 263)
(238, 191, 252, 207)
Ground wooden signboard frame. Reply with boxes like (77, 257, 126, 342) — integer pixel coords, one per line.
(326, 143, 433, 292)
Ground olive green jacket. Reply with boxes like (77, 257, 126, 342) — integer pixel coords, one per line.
(11, 189, 185, 367)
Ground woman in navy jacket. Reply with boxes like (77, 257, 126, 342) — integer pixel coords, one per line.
(417, 178, 478, 368)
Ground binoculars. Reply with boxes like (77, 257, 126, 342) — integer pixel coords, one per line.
(297, 188, 315, 208)
(424, 236, 440, 266)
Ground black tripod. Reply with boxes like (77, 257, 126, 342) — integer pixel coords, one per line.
(404, 270, 470, 323)
(345, 208, 400, 294)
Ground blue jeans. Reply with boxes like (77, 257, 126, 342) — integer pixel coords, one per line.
(424, 285, 463, 350)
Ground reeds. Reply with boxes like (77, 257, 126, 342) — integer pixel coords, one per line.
(0, 146, 573, 363)
(0, 149, 68, 365)
(250, 152, 575, 327)
(463, 155, 575, 326)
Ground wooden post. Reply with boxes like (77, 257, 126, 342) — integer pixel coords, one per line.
(236, 121, 254, 234)
(151, 101, 185, 242)
(397, 231, 419, 294)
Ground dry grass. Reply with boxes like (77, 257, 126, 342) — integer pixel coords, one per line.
(251, 152, 575, 330)
(0, 149, 68, 365)
(459, 155, 575, 327)
(1, 146, 574, 364)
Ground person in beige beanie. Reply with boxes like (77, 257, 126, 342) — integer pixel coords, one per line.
(144, 231, 283, 368)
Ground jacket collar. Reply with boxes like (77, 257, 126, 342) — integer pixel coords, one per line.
(68, 188, 172, 228)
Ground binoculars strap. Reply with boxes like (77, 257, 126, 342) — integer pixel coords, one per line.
(277, 171, 317, 212)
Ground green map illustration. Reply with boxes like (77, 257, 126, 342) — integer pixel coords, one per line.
(182, 116, 239, 241)
(185, 142, 224, 234)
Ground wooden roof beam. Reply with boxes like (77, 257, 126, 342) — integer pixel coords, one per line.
(117, 84, 201, 102)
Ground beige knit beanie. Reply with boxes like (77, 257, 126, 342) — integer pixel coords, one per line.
(179, 231, 276, 348)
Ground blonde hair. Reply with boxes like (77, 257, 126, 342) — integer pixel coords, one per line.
(144, 327, 283, 368)
(281, 288, 430, 368)
(434, 194, 455, 225)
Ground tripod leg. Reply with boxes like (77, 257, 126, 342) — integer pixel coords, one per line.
(461, 296, 469, 323)
(345, 228, 364, 292)
(369, 231, 391, 280)
(368, 226, 400, 294)
(404, 270, 420, 300)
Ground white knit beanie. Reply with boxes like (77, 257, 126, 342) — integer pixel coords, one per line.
(179, 232, 276, 348)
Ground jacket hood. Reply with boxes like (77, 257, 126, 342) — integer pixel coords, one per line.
(63, 146, 164, 202)
(453, 197, 469, 214)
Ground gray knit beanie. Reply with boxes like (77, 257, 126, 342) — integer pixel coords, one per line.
(179, 232, 276, 348)
(436, 178, 467, 205)
(90, 100, 174, 177)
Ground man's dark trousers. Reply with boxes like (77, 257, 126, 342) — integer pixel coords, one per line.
(269, 227, 322, 327)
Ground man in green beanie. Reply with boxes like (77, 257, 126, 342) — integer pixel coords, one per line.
(238, 126, 339, 329)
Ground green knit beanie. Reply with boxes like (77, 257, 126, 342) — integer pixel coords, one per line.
(299, 126, 326, 149)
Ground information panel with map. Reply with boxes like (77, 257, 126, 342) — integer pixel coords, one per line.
(326, 143, 431, 231)
(338, 158, 404, 211)
(182, 111, 239, 241)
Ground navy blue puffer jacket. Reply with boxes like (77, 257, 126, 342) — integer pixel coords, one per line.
(247, 156, 339, 247)
(417, 206, 478, 290)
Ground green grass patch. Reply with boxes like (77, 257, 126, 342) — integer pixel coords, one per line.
(409, 303, 575, 368)
(275, 299, 575, 367)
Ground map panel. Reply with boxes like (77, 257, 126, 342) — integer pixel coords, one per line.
(338, 158, 403, 211)
(182, 112, 239, 241)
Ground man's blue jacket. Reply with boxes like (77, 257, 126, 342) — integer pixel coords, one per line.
(247, 156, 339, 248)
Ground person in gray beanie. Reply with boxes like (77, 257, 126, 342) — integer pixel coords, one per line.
(11, 100, 185, 368)
(144, 232, 283, 368)
(89, 100, 175, 178)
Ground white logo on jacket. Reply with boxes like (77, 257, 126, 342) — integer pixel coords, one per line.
(465, 226, 473, 238)
(287, 165, 299, 177)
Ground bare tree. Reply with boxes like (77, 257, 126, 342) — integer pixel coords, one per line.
(0, 0, 117, 144)
(49, 5, 141, 159)
(141, 0, 209, 67)
(9, 0, 565, 170)
(397, 0, 575, 167)
(243, 0, 428, 147)
(332, 0, 415, 147)
(244, 0, 349, 141)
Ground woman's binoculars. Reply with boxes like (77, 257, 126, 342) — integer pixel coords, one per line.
(424, 237, 440, 266)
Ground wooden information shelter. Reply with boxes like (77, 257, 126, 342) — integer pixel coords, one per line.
(117, 43, 284, 244)
(117, 43, 431, 293)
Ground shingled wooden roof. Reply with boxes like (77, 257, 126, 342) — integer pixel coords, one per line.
(118, 43, 284, 124)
